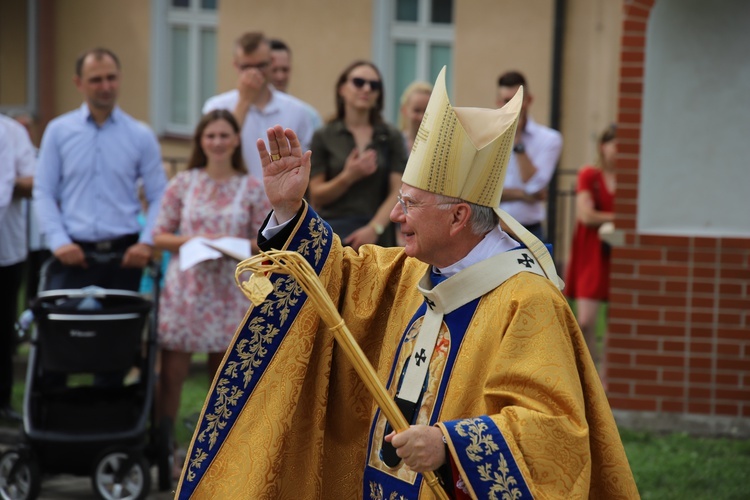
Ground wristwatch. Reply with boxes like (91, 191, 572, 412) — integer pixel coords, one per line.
(513, 143, 526, 154)
(370, 222, 385, 236)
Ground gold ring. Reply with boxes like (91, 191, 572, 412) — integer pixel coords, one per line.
(270, 153, 281, 161)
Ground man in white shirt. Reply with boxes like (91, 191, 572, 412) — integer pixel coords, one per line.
(9, 111, 50, 307)
(203, 32, 315, 191)
(0, 113, 36, 422)
(497, 71, 563, 241)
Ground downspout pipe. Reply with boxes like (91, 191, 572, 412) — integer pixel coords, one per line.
(547, 0, 566, 261)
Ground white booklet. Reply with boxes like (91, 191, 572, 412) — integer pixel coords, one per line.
(179, 237, 251, 271)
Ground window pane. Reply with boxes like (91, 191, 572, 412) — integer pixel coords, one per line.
(170, 26, 189, 125)
(393, 42, 417, 123)
(430, 44, 452, 94)
(396, 0, 418, 22)
(201, 0, 218, 10)
(431, 0, 453, 24)
(171, 0, 189, 7)
(200, 28, 217, 111)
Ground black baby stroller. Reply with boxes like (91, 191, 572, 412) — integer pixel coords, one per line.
(0, 256, 173, 500)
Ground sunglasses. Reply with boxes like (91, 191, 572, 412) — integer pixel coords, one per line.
(350, 77, 382, 91)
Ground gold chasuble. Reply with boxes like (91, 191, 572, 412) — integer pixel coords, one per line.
(176, 204, 638, 499)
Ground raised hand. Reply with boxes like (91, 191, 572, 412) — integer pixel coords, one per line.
(237, 67, 265, 104)
(257, 125, 312, 222)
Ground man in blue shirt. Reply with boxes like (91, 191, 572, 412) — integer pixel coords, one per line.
(34, 48, 167, 291)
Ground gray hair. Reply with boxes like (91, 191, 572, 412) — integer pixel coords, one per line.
(434, 194, 499, 235)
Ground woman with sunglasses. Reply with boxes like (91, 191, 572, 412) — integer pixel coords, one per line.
(307, 60, 407, 250)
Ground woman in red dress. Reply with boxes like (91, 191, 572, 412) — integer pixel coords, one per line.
(566, 124, 617, 374)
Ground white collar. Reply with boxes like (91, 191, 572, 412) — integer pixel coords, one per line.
(436, 226, 519, 278)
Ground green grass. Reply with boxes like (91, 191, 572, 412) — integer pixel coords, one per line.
(620, 428, 750, 499)
(175, 360, 212, 446)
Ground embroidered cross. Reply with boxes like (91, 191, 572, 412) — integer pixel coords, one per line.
(424, 297, 435, 310)
(517, 253, 535, 268)
(414, 348, 427, 366)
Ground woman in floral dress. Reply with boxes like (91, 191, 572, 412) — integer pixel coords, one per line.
(153, 109, 270, 451)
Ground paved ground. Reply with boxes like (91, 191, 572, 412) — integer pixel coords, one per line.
(1, 426, 177, 499)
(3, 349, 196, 498)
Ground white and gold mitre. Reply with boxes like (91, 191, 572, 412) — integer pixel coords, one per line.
(403, 67, 564, 289)
(402, 66, 521, 207)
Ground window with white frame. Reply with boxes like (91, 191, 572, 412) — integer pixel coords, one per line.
(151, 0, 218, 136)
(373, 0, 454, 123)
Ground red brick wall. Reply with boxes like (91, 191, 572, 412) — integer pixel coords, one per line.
(607, 0, 750, 419)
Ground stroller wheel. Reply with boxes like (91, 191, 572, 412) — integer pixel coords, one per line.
(91, 448, 150, 500)
(0, 450, 41, 500)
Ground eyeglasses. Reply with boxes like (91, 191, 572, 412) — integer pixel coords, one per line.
(350, 77, 382, 91)
(397, 194, 459, 216)
(238, 61, 270, 71)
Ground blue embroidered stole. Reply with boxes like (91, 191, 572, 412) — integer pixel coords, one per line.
(362, 250, 543, 499)
(363, 297, 479, 498)
(177, 207, 331, 499)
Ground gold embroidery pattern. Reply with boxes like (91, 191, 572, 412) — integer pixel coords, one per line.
(368, 482, 408, 500)
(369, 482, 383, 500)
(258, 276, 303, 325)
(455, 418, 523, 499)
(185, 284, 296, 482)
(195, 378, 244, 449)
(185, 448, 208, 483)
(297, 216, 328, 265)
(185, 215, 328, 485)
(223, 317, 280, 387)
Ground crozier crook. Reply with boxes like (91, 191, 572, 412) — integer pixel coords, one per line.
(235, 249, 450, 500)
